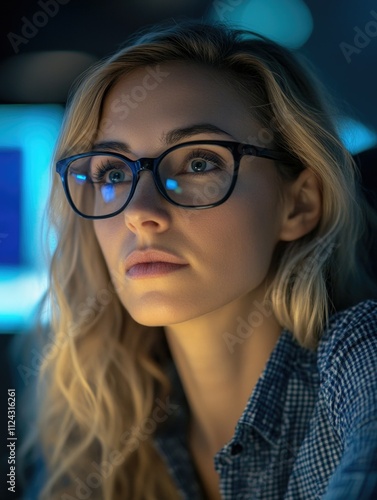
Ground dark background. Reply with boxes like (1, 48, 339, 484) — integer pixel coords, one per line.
(0, 0, 376, 130)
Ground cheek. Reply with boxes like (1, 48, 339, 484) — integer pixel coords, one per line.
(195, 177, 282, 286)
(93, 218, 121, 268)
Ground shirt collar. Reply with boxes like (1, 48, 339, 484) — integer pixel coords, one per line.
(235, 328, 319, 446)
(156, 328, 319, 447)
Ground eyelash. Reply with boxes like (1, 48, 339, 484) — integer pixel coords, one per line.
(91, 161, 124, 182)
(182, 150, 225, 172)
(90, 148, 225, 182)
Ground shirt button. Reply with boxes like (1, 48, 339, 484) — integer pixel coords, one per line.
(230, 442, 243, 456)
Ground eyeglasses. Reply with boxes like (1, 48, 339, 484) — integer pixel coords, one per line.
(56, 140, 295, 219)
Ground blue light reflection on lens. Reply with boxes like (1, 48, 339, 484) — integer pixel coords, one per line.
(101, 184, 116, 203)
(75, 173, 87, 184)
(165, 178, 182, 193)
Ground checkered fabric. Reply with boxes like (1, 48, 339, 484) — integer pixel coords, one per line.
(153, 300, 377, 499)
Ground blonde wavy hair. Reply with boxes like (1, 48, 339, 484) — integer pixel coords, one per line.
(30, 19, 377, 499)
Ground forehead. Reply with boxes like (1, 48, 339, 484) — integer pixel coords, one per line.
(98, 62, 263, 152)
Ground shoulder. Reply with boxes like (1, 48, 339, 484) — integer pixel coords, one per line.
(317, 299, 377, 372)
(316, 300, 377, 439)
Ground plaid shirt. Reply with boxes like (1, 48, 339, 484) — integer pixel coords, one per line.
(153, 300, 377, 499)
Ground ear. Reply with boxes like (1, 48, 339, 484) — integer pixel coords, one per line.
(279, 168, 322, 242)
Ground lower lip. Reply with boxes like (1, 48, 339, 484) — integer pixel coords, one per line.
(126, 262, 188, 279)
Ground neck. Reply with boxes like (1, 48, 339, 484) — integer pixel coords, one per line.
(164, 289, 282, 455)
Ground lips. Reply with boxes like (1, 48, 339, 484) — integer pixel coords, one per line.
(125, 249, 188, 278)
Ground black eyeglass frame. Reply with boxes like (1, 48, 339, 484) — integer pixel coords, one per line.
(56, 139, 297, 220)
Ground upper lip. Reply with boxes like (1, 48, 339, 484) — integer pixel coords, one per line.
(125, 248, 188, 272)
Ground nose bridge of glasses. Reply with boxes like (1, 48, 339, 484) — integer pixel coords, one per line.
(132, 157, 161, 198)
(136, 157, 155, 173)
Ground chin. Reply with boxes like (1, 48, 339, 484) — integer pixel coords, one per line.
(123, 301, 193, 327)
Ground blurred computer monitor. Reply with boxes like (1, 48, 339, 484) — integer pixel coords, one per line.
(0, 105, 63, 333)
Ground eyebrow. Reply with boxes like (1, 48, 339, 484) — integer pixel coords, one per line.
(92, 123, 237, 153)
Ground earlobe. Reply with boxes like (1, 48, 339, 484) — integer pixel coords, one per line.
(279, 168, 322, 242)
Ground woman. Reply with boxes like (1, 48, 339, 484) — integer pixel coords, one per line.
(30, 19, 377, 499)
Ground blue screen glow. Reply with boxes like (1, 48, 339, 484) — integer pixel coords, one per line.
(0, 149, 22, 266)
(337, 118, 377, 155)
(0, 105, 64, 332)
(208, 0, 313, 49)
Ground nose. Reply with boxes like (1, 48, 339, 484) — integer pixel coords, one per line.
(123, 170, 171, 234)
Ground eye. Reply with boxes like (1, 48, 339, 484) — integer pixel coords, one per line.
(184, 150, 225, 174)
(91, 160, 132, 184)
(190, 158, 212, 172)
(107, 169, 126, 183)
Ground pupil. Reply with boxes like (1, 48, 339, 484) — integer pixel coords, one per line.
(191, 159, 206, 172)
(109, 170, 123, 183)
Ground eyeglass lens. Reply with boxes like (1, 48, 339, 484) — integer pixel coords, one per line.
(66, 144, 235, 217)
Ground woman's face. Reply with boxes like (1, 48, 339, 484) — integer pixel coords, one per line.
(93, 62, 288, 326)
